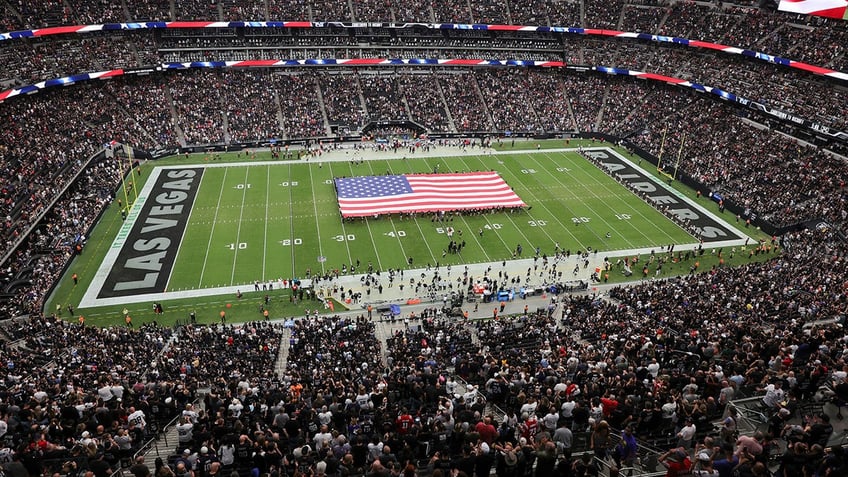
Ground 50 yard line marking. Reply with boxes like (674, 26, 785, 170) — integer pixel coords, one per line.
(198, 167, 229, 287)
(420, 156, 504, 260)
(230, 167, 251, 285)
(415, 157, 492, 262)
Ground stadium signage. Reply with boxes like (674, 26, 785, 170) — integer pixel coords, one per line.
(744, 100, 848, 142)
(584, 150, 737, 242)
(98, 168, 204, 298)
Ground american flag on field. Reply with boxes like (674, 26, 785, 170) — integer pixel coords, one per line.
(334, 172, 526, 217)
(778, 0, 847, 19)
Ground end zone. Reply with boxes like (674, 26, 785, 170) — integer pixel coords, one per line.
(80, 167, 204, 307)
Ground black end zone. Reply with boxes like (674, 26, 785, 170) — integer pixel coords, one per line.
(97, 168, 204, 299)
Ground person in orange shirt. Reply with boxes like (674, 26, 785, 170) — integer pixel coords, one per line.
(290, 381, 303, 402)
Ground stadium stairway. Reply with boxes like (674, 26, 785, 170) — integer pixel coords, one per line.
(471, 76, 496, 131)
(354, 75, 368, 127)
(373, 320, 393, 369)
(220, 92, 230, 144)
(434, 78, 458, 132)
(273, 326, 292, 377)
(314, 77, 333, 136)
(273, 90, 286, 138)
(163, 86, 187, 147)
(140, 420, 181, 475)
(119, 0, 131, 22)
(595, 85, 609, 132)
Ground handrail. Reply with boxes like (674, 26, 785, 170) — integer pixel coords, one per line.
(160, 412, 185, 446)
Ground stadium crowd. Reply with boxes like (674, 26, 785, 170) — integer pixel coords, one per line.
(1, 227, 847, 476)
(2, 2, 847, 133)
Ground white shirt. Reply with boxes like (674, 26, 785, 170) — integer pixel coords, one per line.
(678, 423, 696, 441)
(520, 401, 538, 415)
(763, 385, 785, 408)
(97, 385, 113, 402)
(176, 422, 193, 443)
(542, 412, 559, 431)
(560, 401, 576, 418)
(367, 441, 383, 461)
(356, 393, 372, 409)
(228, 401, 244, 418)
(128, 410, 147, 429)
(219, 444, 235, 466)
(182, 409, 199, 423)
(313, 431, 333, 448)
(647, 362, 660, 378)
(318, 410, 333, 426)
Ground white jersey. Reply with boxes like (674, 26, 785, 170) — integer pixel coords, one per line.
(176, 422, 194, 443)
(128, 410, 147, 429)
(355, 393, 372, 409)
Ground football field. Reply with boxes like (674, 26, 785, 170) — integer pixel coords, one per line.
(76, 145, 748, 309)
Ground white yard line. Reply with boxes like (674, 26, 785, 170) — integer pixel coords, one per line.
(198, 167, 229, 287)
(229, 167, 251, 285)
(263, 164, 271, 280)
(308, 164, 327, 275)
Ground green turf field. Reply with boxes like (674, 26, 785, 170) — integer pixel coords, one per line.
(161, 150, 693, 289)
(47, 141, 762, 326)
